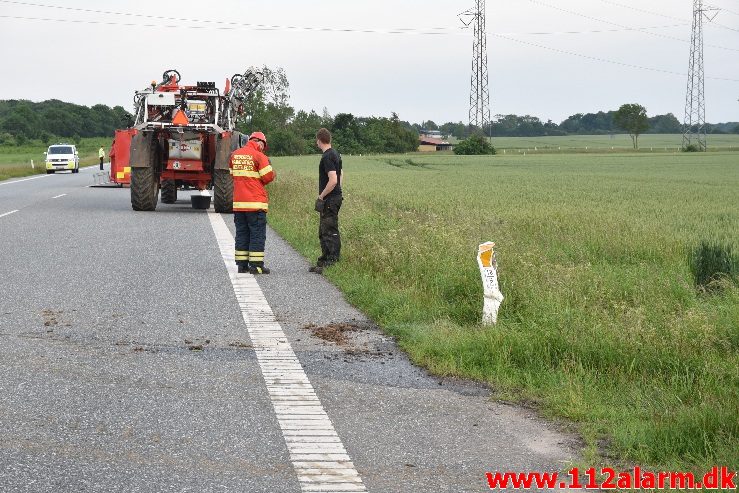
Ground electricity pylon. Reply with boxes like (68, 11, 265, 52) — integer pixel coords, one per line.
(683, 0, 719, 151)
(460, 0, 491, 136)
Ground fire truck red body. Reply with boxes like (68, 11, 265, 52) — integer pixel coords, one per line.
(109, 69, 261, 211)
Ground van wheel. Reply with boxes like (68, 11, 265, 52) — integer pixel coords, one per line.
(47, 170, 55, 174)
(72, 168, 79, 174)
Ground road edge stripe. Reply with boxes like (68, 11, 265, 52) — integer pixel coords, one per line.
(207, 210, 367, 493)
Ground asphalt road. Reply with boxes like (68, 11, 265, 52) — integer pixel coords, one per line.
(0, 166, 582, 492)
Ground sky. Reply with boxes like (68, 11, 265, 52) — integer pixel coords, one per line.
(1, 0, 738, 125)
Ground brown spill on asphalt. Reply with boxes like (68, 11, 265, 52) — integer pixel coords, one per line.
(303, 322, 395, 362)
(302, 323, 359, 346)
(228, 341, 253, 349)
(41, 309, 61, 328)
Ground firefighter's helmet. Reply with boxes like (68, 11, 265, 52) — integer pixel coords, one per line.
(249, 131, 268, 150)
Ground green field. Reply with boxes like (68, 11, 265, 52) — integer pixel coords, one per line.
(449, 133, 739, 152)
(0, 137, 112, 180)
(266, 151, 738, 473)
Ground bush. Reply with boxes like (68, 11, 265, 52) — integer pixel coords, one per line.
(38, 131, 53, 145)
(0, 132, 15, 146)
(682, 144, 701, 152)
(690, 241, 738, 292)
(453, 134, 496, 155)
(269, 129, 306, 156)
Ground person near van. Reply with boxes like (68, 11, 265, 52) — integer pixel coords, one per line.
(230, 131, 275, 274)
(98, 147, 105, 170)
(310, 128, 343, 274)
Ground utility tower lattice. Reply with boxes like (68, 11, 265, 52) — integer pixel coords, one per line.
(460, 0, 491, 134)
(683, 0, 719, 151)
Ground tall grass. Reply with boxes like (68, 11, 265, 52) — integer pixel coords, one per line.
(267, 151, 739, 472)
(690, 241, 738, 292)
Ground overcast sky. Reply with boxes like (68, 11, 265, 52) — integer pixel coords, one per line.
(1, 0, 737, 124)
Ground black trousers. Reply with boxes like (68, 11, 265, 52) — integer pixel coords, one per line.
(99, 157, 104, 170)
(234, 210, 267, 267)
(319, 195, 342, 263)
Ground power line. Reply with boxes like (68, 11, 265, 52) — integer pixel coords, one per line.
(500, 23, 690, 36)
(1, 9, 737, 84)
(0, 0, 459, 35)
(593, 0, 739, 33)
(2, 13, 737, 83)
(711, 4, 739, 16)
(491, 32, 739, 82)
(592, 0, 686, 22)
(712, 21, 739, 32)
(2, 0, 737, 43)
(526, 0, 739, 52)
(0, 14, 455, 36)
(0, 12, 701, 40)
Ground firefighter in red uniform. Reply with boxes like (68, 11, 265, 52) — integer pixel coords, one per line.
(229, 131, 275, 274)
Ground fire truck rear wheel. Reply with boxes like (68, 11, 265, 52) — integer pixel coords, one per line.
(213, 169, 233, 213)
(131, 167, 159, 211)
(161, 180, 177, 204)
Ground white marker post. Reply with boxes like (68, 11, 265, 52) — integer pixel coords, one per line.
(477, 242, 504, 325)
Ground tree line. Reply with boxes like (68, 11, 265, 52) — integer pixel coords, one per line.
(425, 112, 739, 140)
(0, 99, 131, 146)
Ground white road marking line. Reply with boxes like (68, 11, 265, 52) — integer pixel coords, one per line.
(52, 194, 67, 199)
(0, 210, 19, 218)
(0, 174, 51, 186)
(207, 211, 367, 493)
(0, 164, 100, 187)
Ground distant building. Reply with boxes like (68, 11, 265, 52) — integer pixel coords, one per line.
(418, 136, 453, 152)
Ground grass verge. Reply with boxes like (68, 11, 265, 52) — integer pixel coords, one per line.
(266, 151, 738, 474)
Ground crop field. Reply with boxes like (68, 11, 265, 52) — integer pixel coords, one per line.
(447, 133, 739, 152)
(0, 137, 111, 180)
(267, 151, 738, 472)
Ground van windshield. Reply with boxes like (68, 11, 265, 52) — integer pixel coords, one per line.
(48, 146, 74, 155)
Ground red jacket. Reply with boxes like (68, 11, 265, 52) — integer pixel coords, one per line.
(229, 140, 275, 212)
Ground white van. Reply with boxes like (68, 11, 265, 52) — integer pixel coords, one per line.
(45, 144, 80, 174)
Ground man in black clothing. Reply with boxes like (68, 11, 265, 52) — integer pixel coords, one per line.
(310, 128, 343, 274)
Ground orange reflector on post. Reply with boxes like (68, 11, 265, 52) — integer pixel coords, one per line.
(172, 109, 189, 126)
(478, 244, 494, 268)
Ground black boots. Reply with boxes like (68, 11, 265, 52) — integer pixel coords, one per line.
(249, 265, 270, 275)
(309, 258, 337, 274)
(238, 263, 270, 274)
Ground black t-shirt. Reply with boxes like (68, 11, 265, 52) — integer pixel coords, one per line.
(319, 148, 342, 198)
